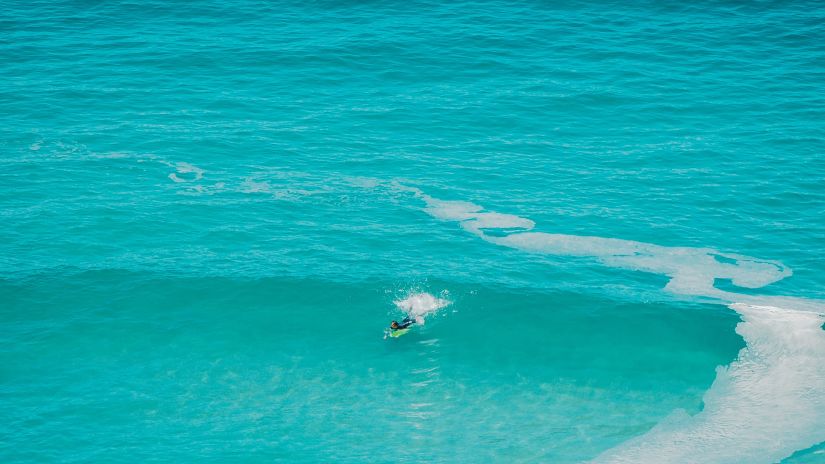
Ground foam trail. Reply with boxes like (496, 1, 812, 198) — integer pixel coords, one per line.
(167, 162, 204, 183)
(402, 186, 825, 463)
(404, 187, 799, 310)
(395, 292, 450, 324)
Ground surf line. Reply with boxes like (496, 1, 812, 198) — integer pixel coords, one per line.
(396, 184, 825, 464)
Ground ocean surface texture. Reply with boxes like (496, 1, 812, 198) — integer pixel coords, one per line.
(2, 1, 824, 463)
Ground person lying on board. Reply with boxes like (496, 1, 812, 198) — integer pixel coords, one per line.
(390, 317, 415, 331)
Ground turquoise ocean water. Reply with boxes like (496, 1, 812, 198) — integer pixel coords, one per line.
(2, 1, 824, 462)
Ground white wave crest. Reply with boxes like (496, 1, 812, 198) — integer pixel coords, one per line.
(594, 304, 825, 464)
(395, 292, 451, 323)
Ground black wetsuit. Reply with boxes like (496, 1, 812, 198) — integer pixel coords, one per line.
(393, 318, 415, 330)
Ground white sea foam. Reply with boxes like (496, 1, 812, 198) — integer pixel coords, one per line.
(167, 162, 204, 183)
(593, 304, 825, 464)
(411, 189, 798, 310)
(395, 292, 451, 324)
(460, 212, 536, 236)
(240, 177, 272, 194)
(344, 176, 382, 189)
(489, 232, 792, 301)
(423, 198, 482, 221)
(405, 187, 825, 463)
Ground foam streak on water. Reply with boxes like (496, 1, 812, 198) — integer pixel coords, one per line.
(409, 187, 825, 463)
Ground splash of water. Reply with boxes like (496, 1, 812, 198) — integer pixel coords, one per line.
(394, 292, 451, 323)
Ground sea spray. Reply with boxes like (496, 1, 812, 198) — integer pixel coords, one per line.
(394, 292, 451, 324)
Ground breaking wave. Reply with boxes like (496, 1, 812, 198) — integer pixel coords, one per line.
(400, 184, 825, 463)
(395, 291, 451, 323)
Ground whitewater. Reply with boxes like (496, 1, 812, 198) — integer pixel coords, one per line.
(402, 185, 825, 463)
